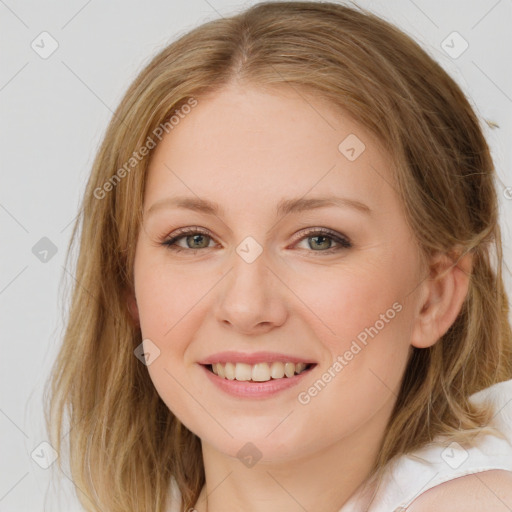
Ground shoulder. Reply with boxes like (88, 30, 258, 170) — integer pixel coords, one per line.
(407, 469, 512, 511)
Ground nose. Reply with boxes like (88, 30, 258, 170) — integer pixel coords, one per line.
(214, 247, 288, 335)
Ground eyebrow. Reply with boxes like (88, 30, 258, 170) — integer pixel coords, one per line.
(146, 195, 372, 218)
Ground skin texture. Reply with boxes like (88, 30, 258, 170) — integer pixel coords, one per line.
(129, 84, 473, 512)
(408, 469, 512, 511)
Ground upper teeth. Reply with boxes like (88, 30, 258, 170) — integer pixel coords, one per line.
(211, 362, 308, 381)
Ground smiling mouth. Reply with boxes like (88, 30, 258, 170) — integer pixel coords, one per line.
(204, 362, 316, 382)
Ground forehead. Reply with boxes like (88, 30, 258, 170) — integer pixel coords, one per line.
(144, 85, 398, 215)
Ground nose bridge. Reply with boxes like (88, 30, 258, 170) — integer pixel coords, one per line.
(226, 238, 271, 307)
(215, 236, 287, 332)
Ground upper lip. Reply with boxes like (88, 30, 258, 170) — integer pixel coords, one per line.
(198, 351, 317, 365)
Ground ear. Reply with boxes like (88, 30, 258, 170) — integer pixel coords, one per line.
(410, 249, 473, 349)
(126, 289, 140, 326)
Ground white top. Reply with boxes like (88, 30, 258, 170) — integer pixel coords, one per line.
(167, 378, 512, 512)
(341, 378, 512, 511)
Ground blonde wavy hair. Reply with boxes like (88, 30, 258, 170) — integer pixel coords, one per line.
(44, 1, 512, 511)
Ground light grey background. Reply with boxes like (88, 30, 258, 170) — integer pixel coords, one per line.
(1, 0, 511, 510)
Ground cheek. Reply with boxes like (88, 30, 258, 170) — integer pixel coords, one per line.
(294, 302, 413, 448)
(134, 256, 201, 341)
(291, 260, 408, 347)
(133, 258, 205, 422)
(291, 259, 415, 405)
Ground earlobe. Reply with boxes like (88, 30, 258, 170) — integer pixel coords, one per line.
(410, 250, 473, 349)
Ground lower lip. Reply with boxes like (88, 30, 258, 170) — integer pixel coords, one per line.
(200, 364, 315, 399)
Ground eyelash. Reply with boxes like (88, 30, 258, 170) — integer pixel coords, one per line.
(161, 226, 352, 255)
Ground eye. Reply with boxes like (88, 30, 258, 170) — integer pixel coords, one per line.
(161, 226, 216, 253)
(161, 226, 352, 255)
(292, 227, 352, 254)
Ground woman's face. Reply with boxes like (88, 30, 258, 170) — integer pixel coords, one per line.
(132, 84, 427, 463)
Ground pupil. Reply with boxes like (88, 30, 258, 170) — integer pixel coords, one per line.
(312, 235, 330, 250)
(189, 234, 207, 248)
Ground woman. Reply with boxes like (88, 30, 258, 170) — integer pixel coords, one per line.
(44, 2, 512, 511)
